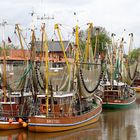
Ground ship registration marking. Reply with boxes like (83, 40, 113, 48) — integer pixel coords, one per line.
(47, 119, 60, 124)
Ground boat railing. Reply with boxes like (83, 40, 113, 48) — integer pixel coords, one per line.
(94, 94, 103, 104)
(129, 87, 136, 94)
(0, 109, 19, 116)
(36, 103, 100, 118)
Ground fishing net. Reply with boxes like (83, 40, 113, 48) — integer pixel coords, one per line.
(5, 62, 31, 91)
(128, 61, 138, 81)
(35, 63, 73, 93)
(79, 59, 102, 97)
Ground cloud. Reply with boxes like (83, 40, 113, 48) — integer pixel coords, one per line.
(0, 0, 140, 48)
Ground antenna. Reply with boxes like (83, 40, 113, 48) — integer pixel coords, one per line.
(37, 14, 54, 20)
(29, 9, 37, 31)
(37, 13, 54, 27)
(0, 20, 8, 41)
(0, 20, 7, 26)
(73, 12, 79, 24)
(37, 13, 54, 31)
(29, 9, 37, 17)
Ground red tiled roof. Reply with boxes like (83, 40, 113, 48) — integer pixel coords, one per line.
(9, 49, 30, 58)
(0, 49, 74, 62)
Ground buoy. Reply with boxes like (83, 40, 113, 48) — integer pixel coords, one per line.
(22, 122, 28, 128)
(22, 132, 27, 140)
(8, 118, 13, 124)
(8, 135, 12, 140)
(18, 118, 23, 123)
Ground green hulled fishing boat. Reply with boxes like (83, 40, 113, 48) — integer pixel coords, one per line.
(97, 34, 136, 109)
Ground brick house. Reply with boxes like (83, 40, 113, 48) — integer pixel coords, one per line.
(34, 40, 73, 67)
(0, 40, 74, 72)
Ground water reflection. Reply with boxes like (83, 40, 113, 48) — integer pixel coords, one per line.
(101, 97, 140, 140)
(1, 94, 140, 140)
(102, 110, 136, 140)
(28, 122, 102, 140)
(0, 129, 27, 140)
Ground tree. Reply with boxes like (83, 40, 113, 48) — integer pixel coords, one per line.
(129, 47, 140, 62)
(0, 43, 19, 56)
(79, 26, 111, 59)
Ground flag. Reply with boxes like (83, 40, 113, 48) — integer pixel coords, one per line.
(8, 36, 12, 43)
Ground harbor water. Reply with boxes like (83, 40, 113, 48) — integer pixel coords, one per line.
(0, 94, 140, 140)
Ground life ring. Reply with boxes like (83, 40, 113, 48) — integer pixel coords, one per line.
(18, 118, 23, 123)
(40, 105, 46, 113)
(8, 118, 13, 124)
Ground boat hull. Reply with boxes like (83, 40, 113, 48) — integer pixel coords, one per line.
(28, 122, 100, 139)
(0, 121, 22, 130)
(28, 106, 102, 132)
(132, 86, 140, 92)
(102, 97, 136, 109)
(132, 79, 140, 87)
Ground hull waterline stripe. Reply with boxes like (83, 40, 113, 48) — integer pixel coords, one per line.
(28, 109, 102, 127)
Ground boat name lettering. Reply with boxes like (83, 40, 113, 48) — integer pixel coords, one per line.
(114, 100, 121, 103)
(47, 119, 60, 123)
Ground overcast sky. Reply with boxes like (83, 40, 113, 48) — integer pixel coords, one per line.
(0, 0, 140, 51)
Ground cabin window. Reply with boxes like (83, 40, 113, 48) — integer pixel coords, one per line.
(49, 99, 51, 104)
(66, 97, 70, 104)
(41, 98, 46, 104)
(54, 99, 58, 104)
(11, 97, 15, 102)
(1, 97, 4, 102)
(52, 63, 56, 67)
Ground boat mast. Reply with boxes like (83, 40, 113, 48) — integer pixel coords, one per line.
(94, 28, 99, 59)
(75, 24, 80, 63)
(54, 24, 70, 74)
(84, 23, 93, 63)
(15, 24, 26, 60)
(37, 13, 54, 61)
(41, 23, 49, 116)
(119, 38, 124, 81)
(128, 33, 133, 56)
(30, 10, 36, 62)
(0, 20, 7, 102)
(110, 33, 115, 86)
(3, 41, 6, 102)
